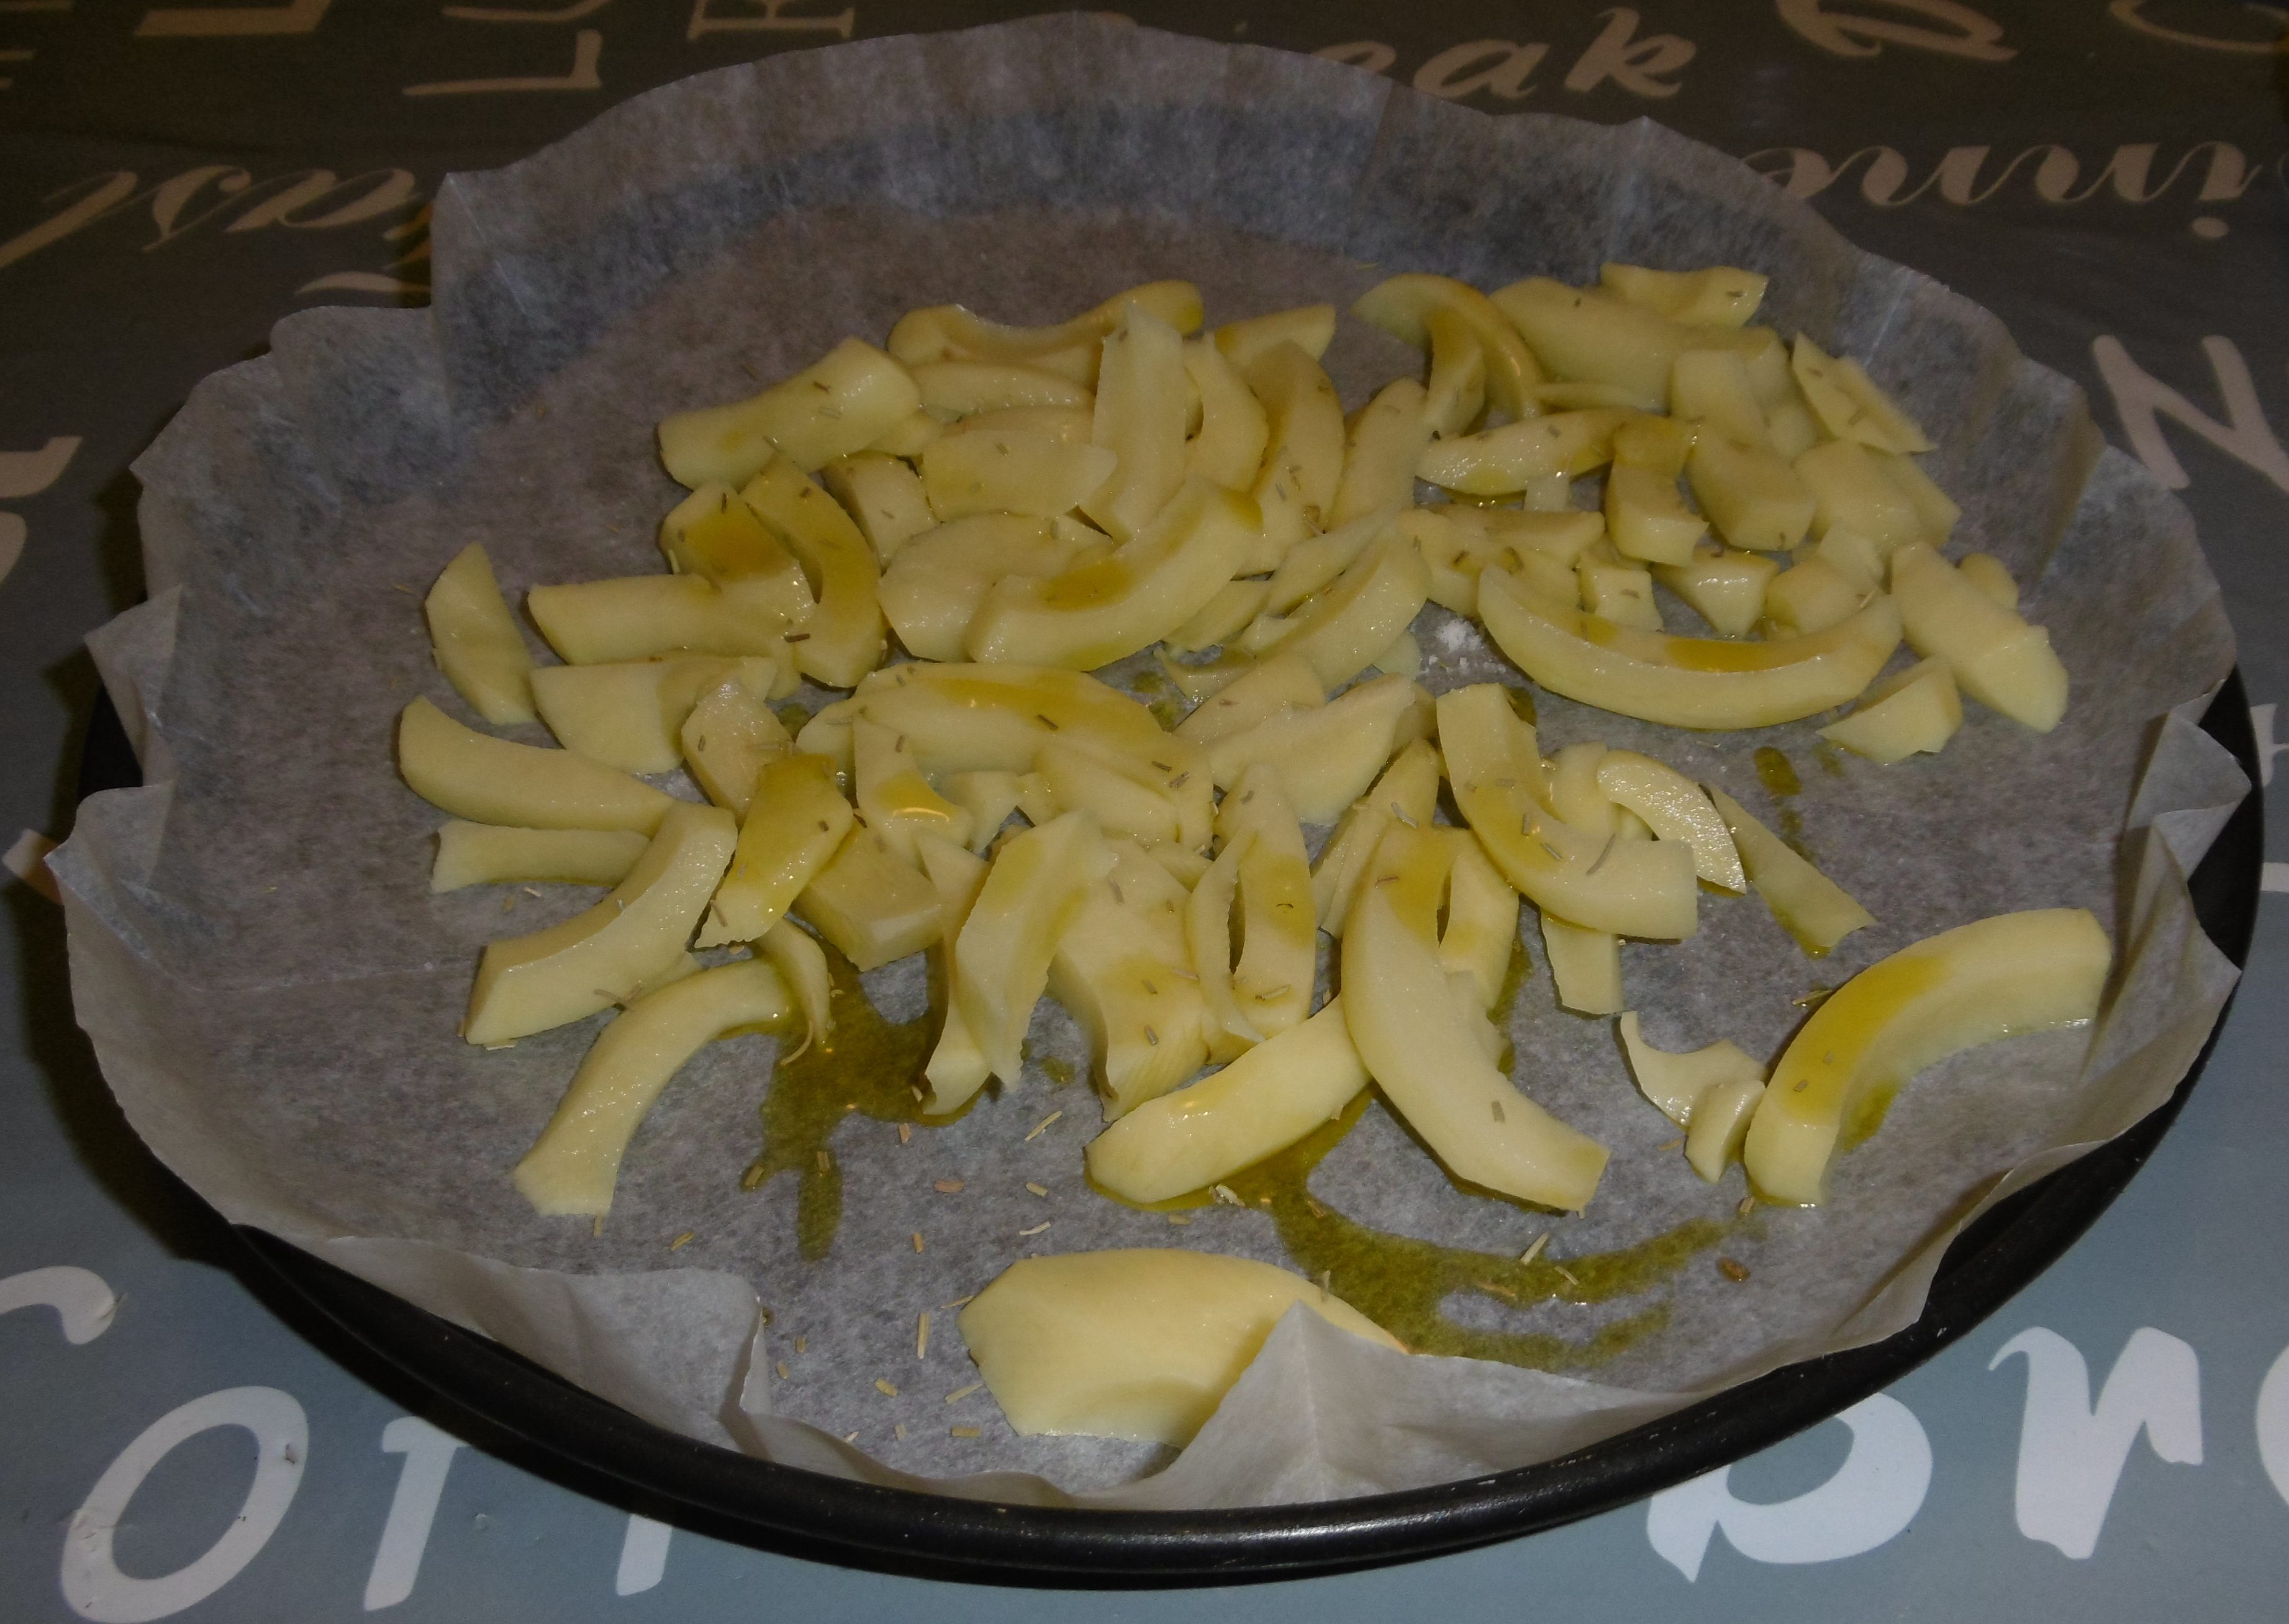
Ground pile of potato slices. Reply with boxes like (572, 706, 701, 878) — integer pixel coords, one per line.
(398, 265, 2107, 1439)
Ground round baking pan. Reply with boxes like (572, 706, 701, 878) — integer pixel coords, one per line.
(73, 676, 2261, 1584)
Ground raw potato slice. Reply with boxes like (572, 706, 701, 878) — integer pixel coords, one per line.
(1033, 738, 1181, 845)
(1416, 409, 1634, 496)
(1685, 1076, 1765, 1183)
(918, 427, 1116, 522)
(431, 823, 648, 892)
(1436, 684, 1698, 940)
(1546, 742, 1615, 838)
(917, 832, 994, 1116)
(958, 1249, 1401, 1446)
(820, 450, 936, 565)
(1872, 448, 1961, 538)
(1262, 507, 1391, 617)
(1606, 464, 1707, 567)
(532, 656, 774, 776)
(1744, 909, 2111, 1204)
(1311, 738, 1441, 934)
(911, 360, 1093, 416)
(1049, 856, 1203, 1117)
(1436, 831, 1520, 1007)
(1217, 766, 1315, 1041)
(1577, 548, 1662, 630)
(1490, 278, 1697, 408)
(1256, 530, 1431, 689)
(681, 676, 792, 817)
(852, 717, 975, 863)
(1957, 551, 2018, 610)
(1795, 437, 1923, 551)
(1163, 579, 1268, 655)
(1541, 915, 1621, 1015)
(398, 697, 674, 834)
(527, 574, 809, 668)
(424, 543, 535, 725)
(1243, 341, 1346, 564)
(1705, 786, 1875, 955)
(793, 826, 943, 970)
(1687, 435, 1815, 553)
(738, 458, 885, 688)
(1422, 305, 1489, 438)
(696, 753, 854, 948)
(1344, 866, 1610, 1212)
(510, 957, 794, 1216)
(1616, 1011, 1766, 1127)
(1818, 656, 1963, 763)
(1477, 568, 1903, 731)
(761, 919, 832, 1052)
(1651, 545, 1779, 638)
(1213, 304, 1337, 369)
(658, 483, 812, 599)
(1203, 673, 1428, 825)
(867, 411, 943, 457)
(945, 405, 1096, 447)
(1186, 833, 1260, 1063)
(1182, 339, 1270, 491)
(1330, 379, 1433, 526)
(1790, 335, 1933, 455)
(954, 811, 1110, 1084)
(966, 478, 1260, 669)
(1353, 273, 1547, 418)
(464, 802, 736, 1046)
(887, 279, 1201, 379)
(1762, 556, 1864, 637)
(1084, 304, 1190, 541)
(1173, 652, 1325, 744)
(658, 338, 921, 488)
(1670, 348, 1772, 448)
(942, 771, 1022, 853)
(1602, 262, 1767, 328)
(1814, 526, 1887, 595)
(878, 513, 1067, 662)
(1890, 540, 2069, 732)
(1086, 1000, 1369, 1203)
(1594, 750, 1744, 891)
(1372, 628, 1423, 678)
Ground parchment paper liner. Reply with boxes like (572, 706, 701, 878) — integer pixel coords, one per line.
(52, 16, 2247, 1510)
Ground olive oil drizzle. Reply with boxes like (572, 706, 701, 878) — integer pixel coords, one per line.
(1219, 1092, 1728, 1369)
(1752, 745, 1811, 851)
(743, 949, 959, 1262)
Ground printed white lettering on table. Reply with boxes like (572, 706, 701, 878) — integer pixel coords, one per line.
(2110, 0, 2289, 53)
(135, 0, 331, 37)
(0, 432, 80, 591)
(0, 168, 424, 272)
(301, 204, 430, 300)
(2091, 335, 2289, 495)
(1748, 140, 2259, 209)
(686, 0, 854, 42)
(445, 0, 613, 20)
(2254, 1343, 2289, 1507)
(60, 1387, 308, 1623)
(1775, 0, 2015, 61)
(615, 1514, 671, 1596)
(1412, 39, 1549, 101)
(1645, 1393, 1933, 1581)
(0, 0, 66, 91)
(1315, 40, 1397, 74)
(1562, 7, 1694, 96)
(0, 1265, 115, 1342)
(2252, 704, 2285, 788)
(363, 1418, 466, 1612)
(404, 25, 601, 96)
(1989, 1327, 2201, 1559)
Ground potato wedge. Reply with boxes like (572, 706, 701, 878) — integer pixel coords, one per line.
(1204, 673, 1428, 825)
(1602, 263, 1767, 328)
(1255, 529, 1430, 689)
(1217, 765, 1315, 1041)
(879, 514, 1068, 663)
(1890, 540, 2069, 731)
(398, 697, 674, 833)
(1790, 334, 1933, 455)
(658, 338, 920, 487)
(1416, 408, 1634, 496)
(511, 957, 794, 1216)
(1477, 566, 1901, 730)
(1213, 304, 1337, 368)
(680, 674, 792, 817)
(918, 426, 1117, 523)
(527, 574, 809, 671)
(1242, 341, 1346, 565)
(1818, 656, 1963, 763)
(954, 811, 1111, 1084)
(532, 656, 775, 776)
(1593, 750, 1743, 891)
(1344, 848, 1610, 1211)
(1086, 1000, 1368, 1203)
(1353, 273, 1544, 419)
(1083, 303, 1190, 542)
(1705, 786, 1874, 955)
(465, 801, 735, 1045)
(431, 823, 648, 892)
(793, 825, 943, 970)
(1616, 1010, 1767, 1127)
(1330, 379, 1433, 527)
(852, 717, 975, 864)
(820, 450, 937, 565)
(1649, 545, 1778, 638)
(1310, 737, 1441, 934)
(737, 458, 884, 688)
(1182, 338, 1271, 491)
(696, 752, 854, 948)
(1744, 909, 2109, 1203)
(1541, 915, 1622, 1015)
(959, 1249, 1400, 1446)
(424, 543, 535, 725)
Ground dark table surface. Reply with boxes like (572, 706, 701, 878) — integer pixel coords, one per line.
(4, 4, 2287, 1619)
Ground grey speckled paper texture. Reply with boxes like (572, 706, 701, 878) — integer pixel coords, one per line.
(51, 17, 2246, 1508)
